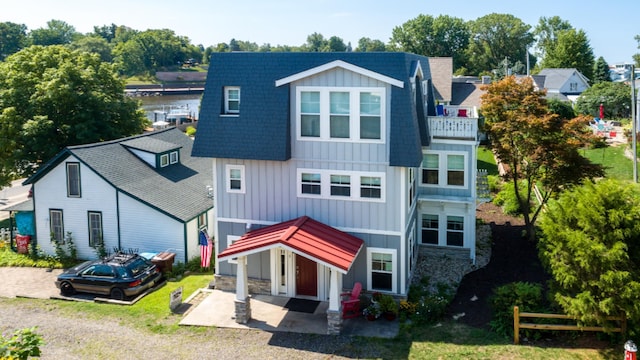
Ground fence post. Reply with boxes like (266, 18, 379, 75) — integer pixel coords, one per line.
(514, 306, 520, 345)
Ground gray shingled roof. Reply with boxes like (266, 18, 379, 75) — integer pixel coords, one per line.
(537, 68, 588, 92)
(26, 128, 212, 223)
(192, 52, 437, 168)
(122, 137, 182, 154)
(427, 57, 452, 103)
(451, 82, 484, 107)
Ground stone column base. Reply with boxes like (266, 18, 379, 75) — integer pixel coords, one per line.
(326, 309, 342, 335)
(234, 297, 251, 324)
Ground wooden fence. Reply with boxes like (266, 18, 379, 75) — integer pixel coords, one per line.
(513, 306, 626, 344)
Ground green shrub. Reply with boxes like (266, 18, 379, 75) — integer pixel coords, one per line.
(493, 180, 527, 216)
(185, 126, 196, 136)
(405, 279, 454, 325)
(487, 174, 501, 193)
(0, 327, 43, 360)
(489, 281, 547, 338)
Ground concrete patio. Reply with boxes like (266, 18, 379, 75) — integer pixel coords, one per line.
(179, 289, 399, 338)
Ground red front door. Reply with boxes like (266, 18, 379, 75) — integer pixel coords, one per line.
(295, 255, 317, 297)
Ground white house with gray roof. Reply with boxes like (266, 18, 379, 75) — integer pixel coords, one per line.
(24, 128, 213, 263)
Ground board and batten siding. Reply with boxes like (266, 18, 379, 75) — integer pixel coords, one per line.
(32, 155, 118, 259)
(118, 193, 186, 262)
(419, 141, 476, 199)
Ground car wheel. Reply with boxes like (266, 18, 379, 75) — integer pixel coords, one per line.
(60, 281, 75, 296)
(110, 288, 125, 301)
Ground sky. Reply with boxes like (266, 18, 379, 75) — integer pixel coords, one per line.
(1, 0, 639, 64)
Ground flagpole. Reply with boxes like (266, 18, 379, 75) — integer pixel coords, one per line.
(631, 64, 637, 183)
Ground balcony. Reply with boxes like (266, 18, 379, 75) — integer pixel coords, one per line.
(428, 105, 478, 141)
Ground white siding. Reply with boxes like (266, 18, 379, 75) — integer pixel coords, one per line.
(32, 155, 118, 259)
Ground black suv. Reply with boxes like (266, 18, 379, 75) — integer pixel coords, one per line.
(55, 253, 162, 300)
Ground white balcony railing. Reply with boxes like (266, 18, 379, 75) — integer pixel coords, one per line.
(428, 116, 478, 140)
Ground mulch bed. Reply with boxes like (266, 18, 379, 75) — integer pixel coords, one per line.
(447, 202, 550, 328)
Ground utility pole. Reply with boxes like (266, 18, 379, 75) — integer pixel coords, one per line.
(632, 64, 637, 183)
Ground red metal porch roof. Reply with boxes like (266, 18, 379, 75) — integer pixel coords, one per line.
(217, 216, 364, 273)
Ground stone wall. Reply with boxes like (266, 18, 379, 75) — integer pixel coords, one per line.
(213, 275, 271, 295)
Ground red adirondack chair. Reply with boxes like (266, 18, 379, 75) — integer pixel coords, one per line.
(341, 282, 362, 319)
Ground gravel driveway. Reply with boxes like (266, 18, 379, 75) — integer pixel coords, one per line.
(0, 268, 392, 359)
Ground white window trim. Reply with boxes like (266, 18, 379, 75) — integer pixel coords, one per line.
(419, 210, 467, 248)
(226, 164, 245, 193)
(169, 151, 178, 164)
(226, 235, 241, 264)
(420, 151, 468, 189)
(160, 154, 169, 168)
(296, 86, 385, 143)
(224, 86, 240, 115)
(296, 168, 385, 202)
(66, 162, 81, 198)
(366, 247, 397, 293)
(88, 211, 103, 248)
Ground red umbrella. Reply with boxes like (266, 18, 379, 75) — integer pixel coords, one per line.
(599, 103, 604, 119)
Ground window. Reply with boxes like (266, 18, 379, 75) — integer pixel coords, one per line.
(421, 152, 467, 188)
(169, 151, 179, 164)
(300, 91, 320, 137)
(224, 87, 240, 114)
(422, 154, 439, 185)
(50, 209, 64, 243)
(330, 175, 351, 197)
(569, 82, 578, 91)
(446, 216, 464, 246)
(421, 214, 439, 244)
(408, 168, 416, 209)
(367, 248, 396, 293)
(447, 154, 465, 186)
(297, 169, 385, 202)
(301, 173, 321, 195)
(359, 92, 381, 139)
(297, 87, 385, 142)
(198, 213, 207, 229)
(160, 154, 169, 167)
(66, 162, 81, 197)
(88, 211, 103, 248)
(227, 235, 241, 264)
(226, 165, 245, 193)
(360, 176, 381, 199)
(330, 92, 350, 138)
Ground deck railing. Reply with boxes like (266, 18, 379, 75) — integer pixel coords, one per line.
(428, 116, 478, 140)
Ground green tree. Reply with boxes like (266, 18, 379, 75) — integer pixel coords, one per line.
(390, 14, 469, 71)
(466, 14, 534, 75)
(326, 36, 347, 52)
(0, 22, 28, 60)
(593, 56, 611, 84)
(93, 23, 118, 43)
(540, 29, 595, 81)
(28, 19, 78, 46)
(575, 82, 631, 119)
(0, 45, 147, 186)
(481, 76, 604, 241)
(547, 98, 575, 120)
(69, 35, 113, 62)
(355, 37, 387, 52)
(539, 179, 640, 330)
(533, 16, 572, 60)
(304, 32, 327, 52)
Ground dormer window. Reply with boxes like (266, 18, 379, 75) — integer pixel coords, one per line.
(225, 86, 240, 114)
(160, 150, 179, 168)
(121, 137, 182, 169)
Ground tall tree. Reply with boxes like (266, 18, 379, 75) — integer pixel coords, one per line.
(326, 36, 347, 52)
(539, 179, 640, 329)
(481, 76, 604, 241)
(93, 23, 118, 43)
(355, 37, 387, 52)
(28, 19, 78, 46)
(533, 16, 572, 60)
(0, 22, 28, 60)
(304, 32, 326, 52)
(466, 14, 534, 75)
(69, 35, 113, 62)
(540, 29, 595, 81)
(390, 14, 469, 71)
(575, 82, 632, 119)
(592, 56, 611, 84)
(0, 45, 147, 186)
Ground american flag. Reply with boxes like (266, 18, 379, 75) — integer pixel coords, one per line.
(199, 229, 213, 268)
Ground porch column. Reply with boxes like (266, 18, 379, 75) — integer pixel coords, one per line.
(326, 269, 343, 335)
(234, 255, 251, 324)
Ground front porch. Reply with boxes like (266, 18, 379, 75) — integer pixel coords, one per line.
(180, 289, 399, 338)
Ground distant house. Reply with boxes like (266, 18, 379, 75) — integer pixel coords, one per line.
(532, 68, 590, 103)
(192, 52, 482, 333)
(23, 128, 214, 263)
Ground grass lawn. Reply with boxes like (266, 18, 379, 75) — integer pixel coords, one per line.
(478, 146, 499, 176)
(582, 145, 634, 181)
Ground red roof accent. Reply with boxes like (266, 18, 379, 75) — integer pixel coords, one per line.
(218, 216, 364, 273)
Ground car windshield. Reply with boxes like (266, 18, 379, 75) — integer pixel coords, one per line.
(127, 258, 152, 277)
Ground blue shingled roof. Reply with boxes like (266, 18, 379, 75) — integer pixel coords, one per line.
(192, 52, 434, 167)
